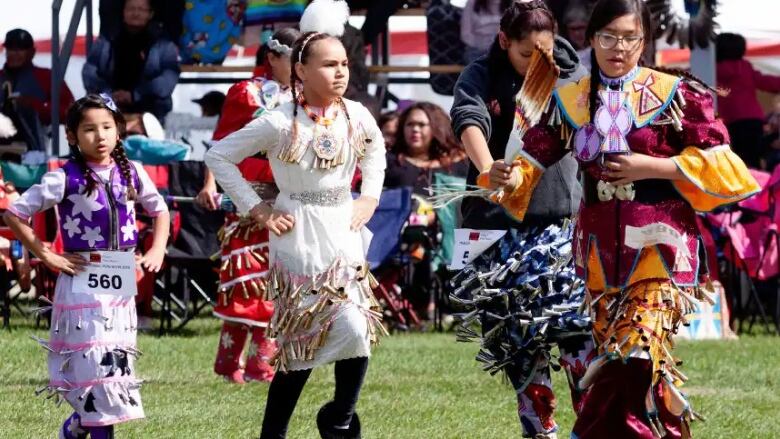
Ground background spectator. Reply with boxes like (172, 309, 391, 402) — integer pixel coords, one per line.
(378, 110, 399, 151)
(460, 0, 510, 64)
(192, 91, 226, 118)
(99, 0, 185, 42)
(0, 29, 75, 152)
(385, 101, 468, 196)
(83, 0, 180, 122)
(561, 3, 591, 69)
(384, 102, 467, 320)
(717, 32, 780, 169)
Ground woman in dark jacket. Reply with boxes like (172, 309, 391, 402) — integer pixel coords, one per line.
(449, 2, 594, 437)
(83, 0, 180, 121)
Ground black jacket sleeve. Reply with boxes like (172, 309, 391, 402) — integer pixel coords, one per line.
(450, 59, 492, 141)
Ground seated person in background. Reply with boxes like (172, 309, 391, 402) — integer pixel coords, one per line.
(99, 0, 184, 42)
(83, 0, 180, 122)
(383, 102, 469, 321)
(378, 110, 399, 151)
(384, 101, 469, 196)
(0, 29, 75, 152)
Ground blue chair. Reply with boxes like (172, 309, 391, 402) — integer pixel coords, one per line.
(364, 187, 413, 270)
(361, 187, 425, 329)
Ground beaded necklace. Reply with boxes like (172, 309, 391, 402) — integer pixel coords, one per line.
(276, 96, 356, 169)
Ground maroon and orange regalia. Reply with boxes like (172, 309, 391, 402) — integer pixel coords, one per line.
(497, 66, 759, 438)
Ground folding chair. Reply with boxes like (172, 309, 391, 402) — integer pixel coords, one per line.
(707, 168, 780, 335)
(365, 187, 423, 330)
(154, 160, 222, 333)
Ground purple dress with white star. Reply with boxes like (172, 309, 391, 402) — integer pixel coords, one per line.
(8, 160, 167, 427)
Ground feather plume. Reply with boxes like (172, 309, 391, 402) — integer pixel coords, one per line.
(0, 113, 17, 138)
(299, 0, 350, 37)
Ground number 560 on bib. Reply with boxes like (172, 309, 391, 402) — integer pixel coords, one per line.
(72, 251, 138, 297)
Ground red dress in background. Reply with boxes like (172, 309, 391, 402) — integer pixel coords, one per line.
(211, 77, 291, 383)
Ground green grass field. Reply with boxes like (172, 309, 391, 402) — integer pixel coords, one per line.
(1, 313, 779, 439)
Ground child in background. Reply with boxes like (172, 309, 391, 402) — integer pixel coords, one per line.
(196, 27, 302, 385)
(4, 94, 170, 439)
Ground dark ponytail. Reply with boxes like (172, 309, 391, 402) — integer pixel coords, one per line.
(588, 49, 600, 121)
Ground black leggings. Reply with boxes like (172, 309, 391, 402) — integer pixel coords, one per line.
(259, 357, 369, 439)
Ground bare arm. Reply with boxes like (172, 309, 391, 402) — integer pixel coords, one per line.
(461, 125, 520, 189)
(3, 212, 86, 275)
(137, 210, 170, 273)
(461, 125, 494, 172)
(604, 153, 685, 186)
(195, 168, 218, 210)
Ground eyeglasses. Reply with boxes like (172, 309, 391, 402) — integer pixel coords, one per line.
(595, 32, 644, 50)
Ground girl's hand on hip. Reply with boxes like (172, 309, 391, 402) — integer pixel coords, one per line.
(351, 196, 378, 231)
(250, 202, 295, 236)
(42, 252, 87, 276)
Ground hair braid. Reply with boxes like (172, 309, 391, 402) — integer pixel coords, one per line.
(111, 142, 138, 201)
(588, 50, 600, 122)
(70, 146, 99, 197)
(290, 69, 300, 146)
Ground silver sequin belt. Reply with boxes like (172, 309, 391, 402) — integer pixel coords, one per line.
(287, 186, 351, 206)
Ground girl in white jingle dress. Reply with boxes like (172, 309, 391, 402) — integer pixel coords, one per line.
(205, 3, 386, 436)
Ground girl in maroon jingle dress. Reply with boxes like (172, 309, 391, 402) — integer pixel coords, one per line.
(4, 94, 169, 439)
(196, 28, 302, 384)
(503, 1, 759, 437)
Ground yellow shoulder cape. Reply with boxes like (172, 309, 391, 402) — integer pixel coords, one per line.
(553, 67, 682, 129)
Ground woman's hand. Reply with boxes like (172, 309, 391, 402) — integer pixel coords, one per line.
(250, 202, 295, 236)
(604, 153, 682, 185)
(137, 246, 165, 273)
(487, 160, 520, 190)
(195, 182, 218, 210)
(351, 196, 378, 231)
(41, 250, 87, 276)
